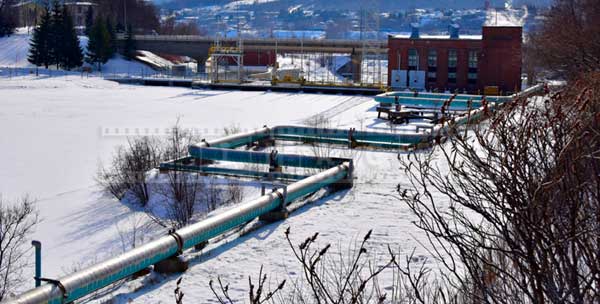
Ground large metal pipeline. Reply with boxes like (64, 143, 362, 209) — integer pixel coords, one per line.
(3, 162, 350, 304)
(270, 125, 430, 146)
(191, 125, 432, 151)
(192, 127, 271, 149)
(188, 146, 346, 169)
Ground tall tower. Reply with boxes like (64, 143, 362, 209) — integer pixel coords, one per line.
(359, 0, 382, 86)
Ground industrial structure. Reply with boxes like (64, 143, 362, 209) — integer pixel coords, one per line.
(2, 83, 546, 304)
(387, 24, 522, 94)
(118, 22, 522, 95)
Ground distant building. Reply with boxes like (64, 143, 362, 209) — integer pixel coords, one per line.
(387, 24, 522, 94)
(11, 1, 44, 28)
(64, 1, 96, 28)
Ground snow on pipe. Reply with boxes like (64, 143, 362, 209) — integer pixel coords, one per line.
(191, 125, 431, 150)
(192, 127, 271, 149)
(271, 125, 430, 145)
(2, 161, 350, 304)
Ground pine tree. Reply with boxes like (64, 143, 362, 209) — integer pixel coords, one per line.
(86, 18, 111, 71)
(60, 5, 83, 70)
(124, 24, 136, 60)
(105, 17, 116, 58)
(84, 6, 94, 37)
(28, 6, 52, 69)
(0, 0, 17, 37)
(48, 0, 64, 69)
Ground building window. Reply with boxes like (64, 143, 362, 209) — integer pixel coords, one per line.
(468, 51, 478, 69)
(468, 51, 478, 84)
(448, 49, 457, 68)
(427, 71, 437, 83)
(448, 50, 458, 83)
(408, 49, 418, 70)
(427, 49, 437, 83)
(448, 72, 457, 83)
(468, 72, 477, 84)
(428, 50, 437, 67)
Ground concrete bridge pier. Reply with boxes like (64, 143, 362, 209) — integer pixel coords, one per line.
(351, 52, 363, 83)
(195, 57, 206, 74)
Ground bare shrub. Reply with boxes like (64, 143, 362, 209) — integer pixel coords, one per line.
(97, 136, 162, 206)
(115, 213, 155, 252)
(210, 265, 286, 304)
(157, 122, 203, 229)
(397, 75, 600, 303)
(225, 179, 244, 205)
(223, 125, 242, 136)
(208, 228, 412, 304)
(0, 195, 38, 301)
(99, 120, 248, 229)
(305, 114, 336, 160)
(204, 177, 221, 212)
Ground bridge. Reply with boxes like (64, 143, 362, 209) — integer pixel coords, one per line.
(116, 35, 389, 79)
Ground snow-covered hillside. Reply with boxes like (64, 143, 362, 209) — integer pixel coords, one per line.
(0, 30, 153, 75)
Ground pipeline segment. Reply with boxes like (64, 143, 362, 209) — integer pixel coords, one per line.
(188, 146, 347, 169)
(3, 162, 351, 304)
(374, 92, 511, 110)
(6, 89, 538, 304)
(190, 125, 432, 150)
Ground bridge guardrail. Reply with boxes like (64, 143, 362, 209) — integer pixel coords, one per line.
(117, 34, 388, 47)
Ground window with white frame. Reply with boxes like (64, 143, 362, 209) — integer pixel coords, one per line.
(468, 51, 478, 69)
(448, 49, 458, 68)
(408, 49, 418, 69)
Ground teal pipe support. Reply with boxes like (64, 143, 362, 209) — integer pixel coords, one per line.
(31, 240, 41, 287)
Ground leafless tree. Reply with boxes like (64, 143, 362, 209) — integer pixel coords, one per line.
(528, 0, 600, 79)
(396, 74, 600, 303)
(97, 136, 162, 206)
(0, 195, 38, 301)
(157, 121, 204, 229)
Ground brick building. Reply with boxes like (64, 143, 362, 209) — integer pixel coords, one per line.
(387, 25, 522, 94)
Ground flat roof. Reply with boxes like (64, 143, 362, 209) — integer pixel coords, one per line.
(390, 34, 483, 40)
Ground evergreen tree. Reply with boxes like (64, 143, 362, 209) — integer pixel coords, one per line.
(86, 18, 111, 70)
(48, 0, 64, 68)
(105, 17, 116, 58)
(123, 24, 136, 60)
(84, 6, 94, 36)
(28, 6, 52, 69)
(60, 5, 83, 70)
(0, 0, 17, 37)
